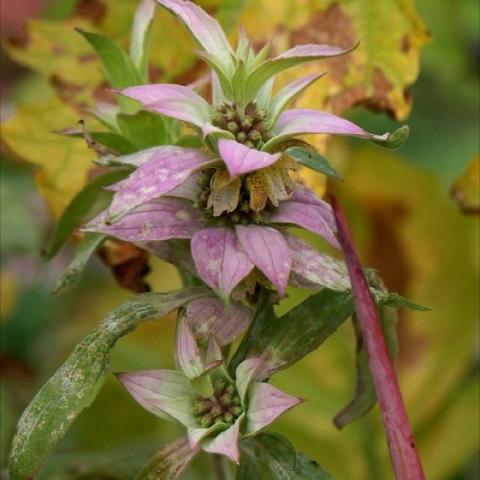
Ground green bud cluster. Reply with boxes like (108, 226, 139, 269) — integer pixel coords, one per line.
(193, 379, 243, 428)
(212, 102, 271, 149)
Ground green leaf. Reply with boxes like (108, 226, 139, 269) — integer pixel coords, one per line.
(53, 233, 106, 295)
(372, 125, 410, 150)
(7, 287, 210, 480)
(333, 307, 398, 429)
(238, 433, 333, 479)
(129, 0, 156, 80)
(76, 28, 143, 89)
(295, 452, 334, 479)
(56, 128, 137, 154)
(117, 110, 170, 150)
(375, 291, 431, 311)
(231, 289, 354, 375)
(136, 437, 199, 480)
(285, 147, 343, 180)
(237, 433, 297, 479)
(44, 168, 131, 260)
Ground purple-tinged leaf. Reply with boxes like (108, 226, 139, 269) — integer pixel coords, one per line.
(247, 43, 356, 101)
(284, 234, 350, 290)
(218, 139, 281, 176)
(168, 171, 204, 201)
(84, 198, 201, 242)
(176, 316, 204, 379)
(187, 423, 227, 449)
(186, 297, 252, 346)
(191, 228, 254, 298)
(331, 196, 425, 480)
(288, 187, 337, 230)
(270, 73, 326, 124)
(269, 200, 340, 249)
(235, 225, 292, 296)
(155, 0, 234, 71)
(265, 108, 388, 151)
(202, 415, 244, 464)
(235, 357, 274, 402)
(116, 370, 197, 427)
(129, 0, 156, 78)
(106, 146, 211, 221)
(120, 84, 211, 127)
(245, 382, 303, 436)
(136, 437, 200, 480)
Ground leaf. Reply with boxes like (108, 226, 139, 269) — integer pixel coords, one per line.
(117, 110, 171, 150)
(240, 0, 431, 120)
(44, 168, 131, 259)
(231, 289, 354, 377)
(57, 128, 138, 155)
(333, 307, 398, 429)
(285, 147, 343, 180)
(371, 125, 410, 150)
(1, 98, 94, 218)
(76, 29, 143, 89)
(4, 18, 103, 92)
(238, 433, 333, 479)
(130, 0, 157, 80)
(375, 292, 431, 311)
(237, 432, 297, 479)
(136, 437, 199, 480)
(295, 452, 334, 479)
(7, 287, 210, 480)
(451, 155, 480, 214)
(53, 233, 106, 295)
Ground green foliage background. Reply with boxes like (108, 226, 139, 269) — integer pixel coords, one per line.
(0, 0, 478, 478)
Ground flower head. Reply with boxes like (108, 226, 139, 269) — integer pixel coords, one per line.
(84, 0, 405, 301)
(116, 297, 302, 464)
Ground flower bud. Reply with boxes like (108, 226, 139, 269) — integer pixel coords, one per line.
(211, 404, 223, 418)
(248, 130, 261, 142)
(236, 132, 247, 143)
(227, 121, 239, 134)
(220, 393, 232, 406)
(231, 395, 241, 405)
(223, 411, 234, 423)
(244, 140, 255, 149)
(193, 399, 213, 414)
(226, 110, 237, 121)
(241, 117, 253, 129)
(229, 406, 242, 416)
(201, 413, 213, 428)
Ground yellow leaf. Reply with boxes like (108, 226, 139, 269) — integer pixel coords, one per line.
(2, 98, 93, 218)
(5, 18, 103, 104)
(241, 0, 431, 120)
(451, 155, 480, 214)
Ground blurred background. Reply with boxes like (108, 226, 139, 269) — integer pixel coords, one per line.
(0, 0, 478, 479)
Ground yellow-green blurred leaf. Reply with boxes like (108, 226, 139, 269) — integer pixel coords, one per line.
(241, 0, 431, 121)
(451, 155, 480, 214)
(2, 98, 93, 218)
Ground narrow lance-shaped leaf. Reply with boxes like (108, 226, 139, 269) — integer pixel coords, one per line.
(333, 306, 398, 429)
(330, 195, 425, 480)
(130, 0, 156, 80)
(53, 233, 106, 295)
(44, 168, 131, 260)
(285, 146, 343, 180)
(76, 29, 143, 89)
(7, 287, 210, 480)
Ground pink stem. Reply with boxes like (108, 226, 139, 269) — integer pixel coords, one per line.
(331, 196, 425, 480)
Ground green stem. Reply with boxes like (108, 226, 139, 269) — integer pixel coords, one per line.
(228, 289, 270, 375)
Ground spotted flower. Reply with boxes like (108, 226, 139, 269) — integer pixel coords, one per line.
(116, 296, 302, 464)
(84, 0, 404, 300)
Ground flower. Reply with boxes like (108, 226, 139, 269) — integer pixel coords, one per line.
(84, 0, 404, 300)
(83, 148, 346, 299)
(116, 296, 302, 464)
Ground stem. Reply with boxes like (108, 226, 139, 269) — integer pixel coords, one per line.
(330, 196, 425, 480)
(212, 454, 230, 480)
(228, 289, 270, 375)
